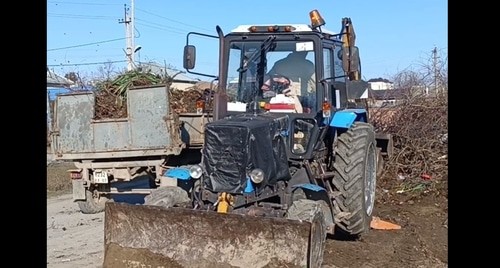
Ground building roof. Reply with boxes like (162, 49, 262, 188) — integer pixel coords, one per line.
(47, 69, 74, 87)
(367, 77, 392, 83)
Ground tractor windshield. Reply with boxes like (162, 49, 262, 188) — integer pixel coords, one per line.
(227, 40, 317, 113)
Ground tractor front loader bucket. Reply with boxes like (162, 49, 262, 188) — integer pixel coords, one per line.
(103, 202, 319, 268)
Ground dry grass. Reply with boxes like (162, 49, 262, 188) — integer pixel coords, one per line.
(47, 162, 75, 198)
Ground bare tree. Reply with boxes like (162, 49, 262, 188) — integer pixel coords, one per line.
(369, 47, 448, 193)
(96, 60, 119, 81)
(413, 48, 448, 95)
(383, 48, 448, 98)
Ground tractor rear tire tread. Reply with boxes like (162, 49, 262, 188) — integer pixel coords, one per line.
(332, 122, 377, 237)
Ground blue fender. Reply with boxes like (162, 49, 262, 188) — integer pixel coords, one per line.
(164, 167, 191, 180)
(291, 183, 332, 213)
(291, 183, 335, 234)
(292, 183, 329, 202)
(293, 183, 326, 192)
(243, 177, 255, 193)
(329, 109, 368, 129)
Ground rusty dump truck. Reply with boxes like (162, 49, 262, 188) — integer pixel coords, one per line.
(49, 83, 210, 214)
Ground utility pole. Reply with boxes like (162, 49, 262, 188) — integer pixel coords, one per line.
(131, 0, 135, 69)
(119, 0, 135, 71)
(432, 46, 438, 95)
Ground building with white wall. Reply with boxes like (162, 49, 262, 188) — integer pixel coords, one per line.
(367, 78, 394, 90)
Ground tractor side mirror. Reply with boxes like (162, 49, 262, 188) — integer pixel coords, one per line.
(183, 45, 196, 70)
(340, 46, 361, 81)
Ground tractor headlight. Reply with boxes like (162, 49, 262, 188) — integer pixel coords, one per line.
(249, 168, 264, 184)
(189, 165, 203, 179)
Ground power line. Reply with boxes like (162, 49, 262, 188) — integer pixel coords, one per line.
(135, 18, 186, 35)
(136, 8, 212, 33)
(136, 22, 185, 35)
(49, 47, 123, 52)
(136, 18, 184, 31)
(49, 54, 124, 61)
(48, 1, 121, 6)
(135, 19, 217, 40)
(48, 60, 127, 67)
(48, 12, 118, 20)
(48, 38, 126, 51)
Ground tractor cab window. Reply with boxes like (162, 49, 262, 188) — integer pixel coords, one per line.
(227, 40, 317, 113)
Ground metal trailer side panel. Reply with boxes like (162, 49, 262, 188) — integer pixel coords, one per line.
(128, 86, 174, 148)
(178, 113, 211, 146)
(56, 92, 94, 153)
(54, 86, 185, 160)
(93, 120, 130, 151)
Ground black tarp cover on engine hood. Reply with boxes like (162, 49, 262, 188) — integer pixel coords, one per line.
(202, 113, 291, 194)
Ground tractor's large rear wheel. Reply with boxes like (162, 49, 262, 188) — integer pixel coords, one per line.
(332, 122, 377, 237)
(286, 199, 327, 268)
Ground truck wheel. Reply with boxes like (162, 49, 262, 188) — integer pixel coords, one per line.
(77, 189, 109, 214)
(332, 122, 377, 237)
(286, 199, 327, 268)
(144, 186, 191, 208)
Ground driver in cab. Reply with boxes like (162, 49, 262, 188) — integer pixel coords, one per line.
(260, 50, 315, 113)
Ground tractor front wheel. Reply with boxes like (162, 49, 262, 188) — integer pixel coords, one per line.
(286, 199, 327, 268)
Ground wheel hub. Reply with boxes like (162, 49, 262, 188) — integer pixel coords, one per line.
(364, 144, 376, 216)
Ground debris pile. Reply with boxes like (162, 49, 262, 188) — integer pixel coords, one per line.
(369, 90, 448, 199)
(93, 71, 162, 120)
(94, 90, 128, 120)
(170, 86, 214, 114)
(93, 72, 214, 119)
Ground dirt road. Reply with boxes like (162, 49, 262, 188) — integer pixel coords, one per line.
(47, 167, 147, 268)
(47, 193, 103, 268)
(323, 198, 448, 267)
(46, 194, 447, 268)
(47, 163, 448, 268)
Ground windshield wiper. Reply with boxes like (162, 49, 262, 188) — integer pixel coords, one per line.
(237, 36, 276, 73)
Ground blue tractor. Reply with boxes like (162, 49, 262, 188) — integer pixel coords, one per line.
(103, 10, 392, 268)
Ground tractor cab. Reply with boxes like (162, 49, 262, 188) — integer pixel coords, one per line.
(183, 10, 361, 120)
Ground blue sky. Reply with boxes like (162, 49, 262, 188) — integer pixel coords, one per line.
(47, 0, 447, 81)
